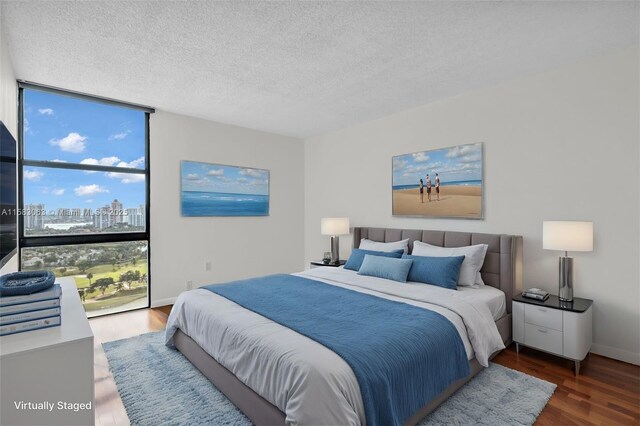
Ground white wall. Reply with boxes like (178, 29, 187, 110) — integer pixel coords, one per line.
(150, 111, 305, 306)
(0, 4, 19, 274)
(304, 47, 640, 364)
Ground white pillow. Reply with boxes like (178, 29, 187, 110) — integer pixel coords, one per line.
(411, 241, 488, 286)
(359, 238, 409, 254)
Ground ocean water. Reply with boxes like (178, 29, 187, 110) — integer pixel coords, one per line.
(181, 191, 269, 217)
(393, 180, 482, 191)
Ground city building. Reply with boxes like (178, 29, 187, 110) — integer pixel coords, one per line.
(23, 203, 45, 231)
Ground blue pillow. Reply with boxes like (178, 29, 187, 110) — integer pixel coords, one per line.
(402, 254, 465, 290)
(357, 255, 414, 282)
(344, 248, 404, 271)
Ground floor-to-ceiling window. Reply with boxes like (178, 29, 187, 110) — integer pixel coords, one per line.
(18, 83, 152, 317)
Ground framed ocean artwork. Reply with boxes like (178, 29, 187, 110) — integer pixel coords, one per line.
(181, 161, 269, 217)
(392, 143, 483, 219)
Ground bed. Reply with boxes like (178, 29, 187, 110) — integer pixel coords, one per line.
(165, 227, 523, 425)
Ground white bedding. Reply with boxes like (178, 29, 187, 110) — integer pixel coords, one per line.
(456, 284, 506, 320)
(165, 267, 504, 425)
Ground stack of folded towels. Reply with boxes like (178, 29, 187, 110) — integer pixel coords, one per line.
(0, 271, 61, 336)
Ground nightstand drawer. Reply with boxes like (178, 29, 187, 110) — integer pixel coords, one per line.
(525, 304, 563, 331)
(524, 324, 563, 356)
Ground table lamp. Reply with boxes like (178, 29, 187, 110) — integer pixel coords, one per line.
(321, 217, 350, 265)
(543, 221, 593, 302)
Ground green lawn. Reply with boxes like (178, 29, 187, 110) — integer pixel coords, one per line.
(72, 261, 148, 288)
(84, 293, 147, 312)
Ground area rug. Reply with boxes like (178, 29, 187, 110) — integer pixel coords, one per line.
(103, 332, 556, 426)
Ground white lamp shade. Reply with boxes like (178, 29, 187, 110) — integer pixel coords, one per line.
(543, 221, 593, 252)
(321, 217, 350, 235)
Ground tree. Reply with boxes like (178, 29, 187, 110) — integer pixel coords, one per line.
(33, 260, 43, 269)
(59, 267, 67, 275)
(139, 273, 147, 284)
(114, 281, 124, 292)
(86, 272, 93, 287)
(132, 257, 137, 266)
(77, 259, 92, 274)
(78, 288, 86, 302)
(95, 277, 114, 296)
(119, 270, 141, 290)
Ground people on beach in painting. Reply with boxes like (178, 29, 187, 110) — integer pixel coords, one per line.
(419, 179, 424, 203)
(426, 174, 432, 202)
(435, 173, 440, 201)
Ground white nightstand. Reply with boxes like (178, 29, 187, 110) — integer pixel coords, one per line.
(512, 293, 593, 375)
(0, 280, 94, 425)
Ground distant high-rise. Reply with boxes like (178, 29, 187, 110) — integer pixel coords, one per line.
(111, 199, 123, 224)
(124, 204, 145, 228)
(93, 205, 111, 230)
(24, 204, 45, 231)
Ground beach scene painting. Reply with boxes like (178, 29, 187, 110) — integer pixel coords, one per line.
(392, 143, 483, 218)
(181, 161, 269, 217)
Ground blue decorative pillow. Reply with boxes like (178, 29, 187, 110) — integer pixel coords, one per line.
(357, 255, 414, 282)
(401, 254, 465, 290)
(344, 249, 404, 271)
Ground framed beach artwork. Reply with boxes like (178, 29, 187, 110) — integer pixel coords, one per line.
(181, 161, 269, 217)
(392, 143, 483, 219)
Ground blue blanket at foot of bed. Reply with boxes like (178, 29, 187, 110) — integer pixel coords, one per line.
(202, 274, 470, 426)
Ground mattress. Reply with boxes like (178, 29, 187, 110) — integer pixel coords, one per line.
(165, 267, 504, 425)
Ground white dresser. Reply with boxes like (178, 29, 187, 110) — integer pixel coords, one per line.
(0, 280, 94, 425)
(512, 293, 593, 375)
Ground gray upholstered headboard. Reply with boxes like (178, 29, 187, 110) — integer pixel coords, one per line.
(353, 227, 523, 314)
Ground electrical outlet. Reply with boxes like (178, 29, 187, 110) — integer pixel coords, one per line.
(186, 280, 193, 290)
(205, 261, 212, 272)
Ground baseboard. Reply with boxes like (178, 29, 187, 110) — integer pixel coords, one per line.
(591, 343, 640, 366)
(151, 297, 177, 308)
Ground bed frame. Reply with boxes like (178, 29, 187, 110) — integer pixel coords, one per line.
(174, 227, 523, 426)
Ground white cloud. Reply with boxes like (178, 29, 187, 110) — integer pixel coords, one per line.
(412, 152, 430, 162)
(239, 168, 266, 178)
(393, 158, 408, 170)
(459, 154, 482, 164)
(52, 188, 65, 196)
(237, 177, 248, 182)
(75, 184, 108, 196)
(446, 143, 482, 159)
(24, 170, 43, 181)
(207, 169, 224, 176)
(51, 159, 67, 163)
(38, 108, 54, 115)
(49, 132, 87, 153)
(104, 157, 145, 183)
(80, 156, 121, 167)
(85, 199, 93, 203)
(187, 173, 200, 180)
(105, 171, 145, 184)
(109, 130, 131, 141)
(115, 157, 144, 169)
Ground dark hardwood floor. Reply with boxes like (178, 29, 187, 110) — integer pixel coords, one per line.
(91, 308, 640, 426)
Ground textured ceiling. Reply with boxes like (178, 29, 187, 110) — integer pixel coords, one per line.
(1, 1, 638, 138)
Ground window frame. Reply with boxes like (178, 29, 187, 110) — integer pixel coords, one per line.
(17, 81, 153, 315)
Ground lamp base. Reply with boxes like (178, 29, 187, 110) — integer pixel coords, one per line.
(559, 256, 573, 302)
(330, 235, 340, 264)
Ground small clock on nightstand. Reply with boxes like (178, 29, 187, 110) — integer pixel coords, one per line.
(309, 260, 346, 269)
(512, 293, 593, 375)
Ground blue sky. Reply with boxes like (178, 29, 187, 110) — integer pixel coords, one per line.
(182, 161, 269, 196)
(23, 89, 146, 212)
(392, 143, 483, 186)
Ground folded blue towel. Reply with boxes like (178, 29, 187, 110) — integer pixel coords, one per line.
(0, 271, 56, 296)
